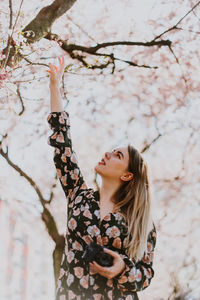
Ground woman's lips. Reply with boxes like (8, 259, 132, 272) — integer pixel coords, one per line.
(98, 158, 106, 165)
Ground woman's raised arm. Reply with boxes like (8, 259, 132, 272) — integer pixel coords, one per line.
(46, 57, 88, 205)
(46, 56, 65, 112)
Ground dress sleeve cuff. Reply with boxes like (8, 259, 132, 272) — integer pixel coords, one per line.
(114, 256, 131, 280)
(47, 111, 70, 130)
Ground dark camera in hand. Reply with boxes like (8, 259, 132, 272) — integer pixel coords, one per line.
(82, 242, 113, 267)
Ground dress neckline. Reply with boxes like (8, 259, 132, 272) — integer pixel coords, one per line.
(94, 190, 121, 224)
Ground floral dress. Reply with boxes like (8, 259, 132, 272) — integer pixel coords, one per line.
(47, 111, 157, 300)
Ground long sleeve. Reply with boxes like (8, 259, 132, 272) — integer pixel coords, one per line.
(47, 111, 88, 206)
(113, 223, 157, 292)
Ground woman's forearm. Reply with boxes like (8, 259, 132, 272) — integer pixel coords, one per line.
(50, 83, 64, 113)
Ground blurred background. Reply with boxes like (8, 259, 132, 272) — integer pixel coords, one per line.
(0, 0, 200, 299)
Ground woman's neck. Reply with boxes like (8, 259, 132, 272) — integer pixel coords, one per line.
(99, 179, 121, 205)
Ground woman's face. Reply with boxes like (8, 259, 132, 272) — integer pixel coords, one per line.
(94, 146, 131, 181)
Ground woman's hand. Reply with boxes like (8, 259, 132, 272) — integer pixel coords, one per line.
(89, 248, 126, 279)
(46, 56, 66, 86)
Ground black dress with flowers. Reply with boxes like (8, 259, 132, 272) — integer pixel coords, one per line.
(47, 111, 157, 300)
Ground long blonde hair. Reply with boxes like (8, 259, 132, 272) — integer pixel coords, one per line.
(113, 144, 153, 262)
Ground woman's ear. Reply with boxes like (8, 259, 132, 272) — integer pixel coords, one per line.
(120, 172, 134, 182)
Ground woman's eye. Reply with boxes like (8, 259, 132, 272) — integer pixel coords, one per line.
(117, 153, 121, 158)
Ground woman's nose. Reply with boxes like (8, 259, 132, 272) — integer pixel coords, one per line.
(105, 152, 111, 159)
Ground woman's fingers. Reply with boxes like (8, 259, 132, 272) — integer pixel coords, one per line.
(103, 248, 118, 258)
(46, 56, 66, 78)
(54, 65, 58, 72)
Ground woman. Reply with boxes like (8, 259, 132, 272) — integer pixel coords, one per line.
(46, 56, 157, 300)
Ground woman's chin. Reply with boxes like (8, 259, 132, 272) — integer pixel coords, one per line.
(94, 164, 102, 174)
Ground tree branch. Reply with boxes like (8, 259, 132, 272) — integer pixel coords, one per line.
(0, 134, 63, 246)
(45, 32, 163, 69)
(1, 0, 77, 67)
(141, 133, 162, 153)
(152, 1, 200, 41)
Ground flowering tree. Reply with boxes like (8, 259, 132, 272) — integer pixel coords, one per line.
(0, 0, 200, 298)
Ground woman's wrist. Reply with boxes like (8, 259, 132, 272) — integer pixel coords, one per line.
(50, 81, 60, 90)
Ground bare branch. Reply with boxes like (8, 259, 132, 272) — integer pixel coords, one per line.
(3, 0, 24, 68)
(1, 0, 77, 67)
(0, 135, 63, 246)
(153, 1, 200, 41)
(45, 32, 161, 69)
(141, 134, 162, 153)
(16, 84, 25, 115)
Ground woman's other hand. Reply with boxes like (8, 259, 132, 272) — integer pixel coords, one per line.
(89, 248, 126, 279)
(46, 56, 66, 86)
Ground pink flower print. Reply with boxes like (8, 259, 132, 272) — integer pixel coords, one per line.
(93, 294, 102, 300)
(125, 295, 134, 300)
(71, 152, 78, 164)
(74, 267, 84, 279)
(118, 275, 128, 284)
(103, 223, 109, 229)
(80, 182, 87, 190)
(75, 195, 82, 204)
(94, 210, 100, 218)
(67, 274, 74, 286)
(104, 214, 111, 221)
(56, 168, 62, 178)
(64, 244, 69, 255)
(146, 267, 153, 279)
(68, 218, 77, 230)
(149, 251, 154, 262)
(67, 130, 71, 140)
(96, 236, 103, 246)
(55, 148, 60, 154)
(67, 251, 75, 263)
(69, 188, 78, 199)
(64, 147, 71, 157)
(59, 115, 66, 124)
(143, 278, 149, 288)
(72, 240, 83, 251)
(108, 290, 113, 299)
(73, 207, 81, 216)
(49, 132, 57, 140)
(61, 111, 68, 118)
(58, 268, 65, 280)
(102, 236, 109, 245)
(83, 235, 93, 244)
(70, 169, 79, 184)
(87, 225, 100, 237)
(112, 237, 122, 249)
(147, 242, 152, 252)
(61, 175, 68, 186)
(68, 288, 76, 298)
(83, 209, 92, 219)
(106, 226, 120, 238)
(61, 154, 67, 163)
(135, 269, 142, 282)
(85, 221, 91, 226)
(128, 268, 136, 282)
(80, 275, 89, 289)
(142, 253, 150, 264)
(56, 132, 65, 143)
(107, 279, 113, 288)
(115, 213, 123, 222)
